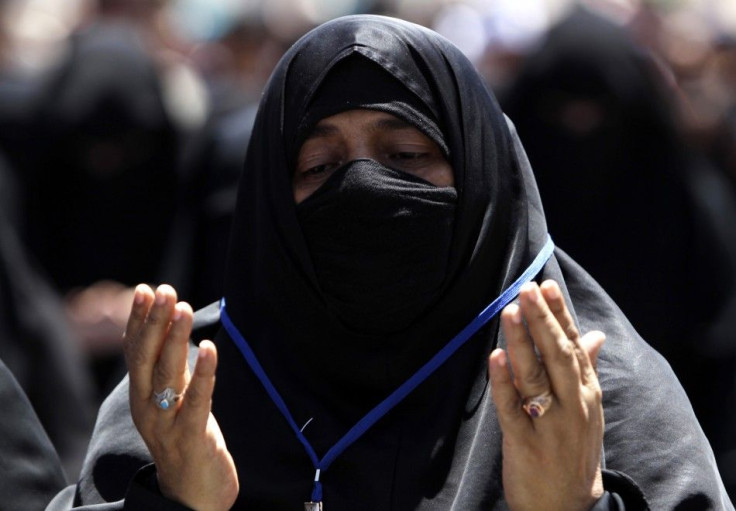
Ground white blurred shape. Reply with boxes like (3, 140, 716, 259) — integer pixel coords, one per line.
(580, 0, 641, 26)
(169, 0, 260, 41)
(433, 3, 486, 62)
(482, 0, 552, 53)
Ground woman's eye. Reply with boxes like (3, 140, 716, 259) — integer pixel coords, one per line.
(304, 163, 338, 176)
(388, 152, 431, 170)
(391, 152, 427, 161)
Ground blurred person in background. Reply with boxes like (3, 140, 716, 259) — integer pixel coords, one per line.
(0, 161, 95, 482)
(23, 0, 185, 402)
(0, 0, 96, 481)
(502, 5, 736, 497)
(162, 13, 285, 309)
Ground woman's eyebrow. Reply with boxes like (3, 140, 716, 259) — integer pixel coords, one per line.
(304, 123, 339, 141)
(372, 117, 414, 132)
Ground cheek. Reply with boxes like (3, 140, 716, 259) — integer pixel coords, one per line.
(293, 180, 317, 204)
(430, 163, 454, 187)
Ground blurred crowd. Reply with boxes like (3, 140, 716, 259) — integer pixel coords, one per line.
(0, 0, 735, 498)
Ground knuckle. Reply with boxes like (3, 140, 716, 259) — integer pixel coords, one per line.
(155, 364, 176, 384)
(589, 384, 603, 403)
(185, 382, 211, 409)
(564, 323, 580, 341)
(122, 332, 139, 355)
(546, 297, 564, 314)
(518, 364, 548, 389)
(126, 345, 148, 369)
(145, 313, 163, 327)
(130, 306, 148, 323)
(186, 386, 205, 408)
(553, 339, 576, 362)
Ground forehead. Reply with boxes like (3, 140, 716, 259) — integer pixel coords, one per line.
(306, 110, 418, 139)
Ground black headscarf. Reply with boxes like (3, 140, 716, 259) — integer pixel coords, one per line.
(57, 14, 730, 511)
(216, 14, 538, 509)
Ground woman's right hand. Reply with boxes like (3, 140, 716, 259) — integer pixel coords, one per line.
(123, 284, 239, 511)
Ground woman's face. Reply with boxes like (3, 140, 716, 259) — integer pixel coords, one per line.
(293, 109, 454, 203)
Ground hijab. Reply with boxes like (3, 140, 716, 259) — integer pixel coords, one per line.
(201, 14, 727, 510)
(215, 15, 544, 509)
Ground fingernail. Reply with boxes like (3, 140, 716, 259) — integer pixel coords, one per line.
(134, 286, 144, 305)
(506, 303, 522, 324)
(545, 282, 560, 300)
(525, 282, 539, 303)
(155, 290, 166, 305)
(172, 304, 182, 321)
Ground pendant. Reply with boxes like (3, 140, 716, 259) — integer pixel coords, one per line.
(304, 502, 323, 511)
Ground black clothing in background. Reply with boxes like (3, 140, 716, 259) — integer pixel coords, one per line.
(502, 6, 736, 493)
(0, 161, 95, 481)
(0, 62, 45, 227)
(161, 103, 255, 310)
(47, 15, 732, 510)
(0, 357, 67, 510)
(26, 20, 178, 292)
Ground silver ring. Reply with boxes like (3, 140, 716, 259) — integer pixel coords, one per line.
(152, 387, 182, 410)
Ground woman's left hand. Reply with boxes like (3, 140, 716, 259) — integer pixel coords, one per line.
(488, 280, 606, 511)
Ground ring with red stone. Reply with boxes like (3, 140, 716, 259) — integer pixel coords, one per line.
(522, 390, 553, 418)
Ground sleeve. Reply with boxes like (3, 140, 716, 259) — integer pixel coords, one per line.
(0, 357, 67, 511)
(590, 493, 626, 511)
(124, 465, 194, 511)
(561, 254, 734, 510)
(44, 375, 194, 511)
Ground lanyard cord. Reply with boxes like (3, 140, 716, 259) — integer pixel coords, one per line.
(220, 235, 554, 503)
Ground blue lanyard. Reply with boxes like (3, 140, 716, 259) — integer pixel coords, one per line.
(220, 235, 554, 504)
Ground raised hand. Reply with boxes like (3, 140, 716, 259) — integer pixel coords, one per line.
(123, 284, 239, 511)
(489, 280, 605, 511)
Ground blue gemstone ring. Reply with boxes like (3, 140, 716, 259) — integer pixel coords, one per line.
(153, 387, 182, 410)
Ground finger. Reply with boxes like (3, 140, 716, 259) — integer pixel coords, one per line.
(502, 303, 551, 400)
(519, 282, 581, 399)
(123, 284, 154, 344)
(177, 340, 218, 434)
(124, 285, 157, 399)
(539, 280, 595, 385)
(489, 348, 532, 436)
(151, 301, 193, 416)
(580, 330, 606, 376)
(129, 285, 178, 402)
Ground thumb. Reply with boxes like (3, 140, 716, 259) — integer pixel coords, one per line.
(580, 331, 605, 373)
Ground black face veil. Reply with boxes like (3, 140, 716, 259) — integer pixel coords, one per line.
(293, 54, 458, 335)
(215, 14, 553, 509)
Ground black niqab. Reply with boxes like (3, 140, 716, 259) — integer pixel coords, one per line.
(296, 159, 457, 334)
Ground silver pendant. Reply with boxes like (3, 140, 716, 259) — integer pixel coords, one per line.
(304, 502, 323, 511)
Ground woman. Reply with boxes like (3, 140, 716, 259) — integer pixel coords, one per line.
(47, 15, 731, 510)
